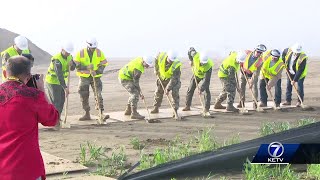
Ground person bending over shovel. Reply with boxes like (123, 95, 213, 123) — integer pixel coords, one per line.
(214, 51, 246, 112)
(259, 49, 284, 107)
(118, 56, 154, 120)
(182, 47, 213, 116)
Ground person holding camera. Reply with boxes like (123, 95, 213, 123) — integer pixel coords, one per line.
(74, 38, 109, 121)
(0, 56, 59, 180)
(1, 35, 31, 82)
(45, 42, 76, 130)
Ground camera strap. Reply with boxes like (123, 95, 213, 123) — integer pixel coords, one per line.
(7, 76, 24, 84)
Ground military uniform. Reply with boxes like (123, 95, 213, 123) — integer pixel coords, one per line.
(118, 57, 146, 119)
(214, 51, 240, 112)
(45, 52, 76, 128)
(259, 50, 285, 107)
(183, 49, 213, 112)
(74, 48, 108, 120)
(151, 52, 182, 117)
(238, 50, 264, 108)
(1, 46, 31, 82)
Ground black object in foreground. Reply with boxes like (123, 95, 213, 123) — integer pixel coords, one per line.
(119, 122, 320, 180)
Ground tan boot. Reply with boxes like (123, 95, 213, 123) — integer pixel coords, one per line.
(79, 110, 91, 121)
(226, 104, 239, 112)
(214, 102, 226, 109)
(131, 107, 145, 120)
(150, 106, 159, 114)
(124, 104, 131, 115)
(182, 106, 191, 111)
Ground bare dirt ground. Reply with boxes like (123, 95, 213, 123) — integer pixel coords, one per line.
(36, 58, 320, 179)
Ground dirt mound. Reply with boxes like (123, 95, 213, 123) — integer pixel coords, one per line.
(0, 28, 52, 66)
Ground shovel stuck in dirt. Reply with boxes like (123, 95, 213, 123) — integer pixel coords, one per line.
(285, 68, 314, 111)
(235, 73, 250, 115)
(140, 91, 161, 123)
(241, 67, 265, 113)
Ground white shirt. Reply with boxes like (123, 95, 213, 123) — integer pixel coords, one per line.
(289, 54, 296, 75)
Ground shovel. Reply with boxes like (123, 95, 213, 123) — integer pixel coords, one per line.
(240, 67, 265, 112)
(140, 91, 161, 123)
(157, 76, 182, 121)
(61, 66, 71, 128)
(262, 77, 282, 111)
(235, 73, 250, 115)
(284, 68, 314, 111)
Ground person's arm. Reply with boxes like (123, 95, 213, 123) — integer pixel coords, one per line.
(154, 56, 160, 76)
(200, 67, 212, 92)
(35, 92, 59, 126)
(293, 59, 306, 82)
(53, 60, 67, 89)
(167, 68, 181, 91)
(132, 69, 142, 92)
(282, 48, 288, 63)
(188, 47, 197, 61)
(69, 59, 76, 71)
(268, 69, 283, 88)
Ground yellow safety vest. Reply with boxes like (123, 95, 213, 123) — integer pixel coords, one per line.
(218, 52, 240, 78)
(157, 52, 182, 80)
(1, 46, 30, 81)
(284, 49, 308, 79)
(192, 52, 214, 79)
(243, 51, 263, 73)
(261, 52, 285, 80)
(118, 57, 145, 80)
(74, 48, 107, 78)
(45, 53, 73, 85)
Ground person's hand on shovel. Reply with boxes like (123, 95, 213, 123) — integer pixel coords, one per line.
(248, 78, 253, 89)
(140, 94, 144, 100)
(267, 84, 271, 91)
(165, 89, 170, 96)
(291, 81, 296, 87)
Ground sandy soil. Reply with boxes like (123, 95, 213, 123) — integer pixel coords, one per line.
(36, 58, 320, 179)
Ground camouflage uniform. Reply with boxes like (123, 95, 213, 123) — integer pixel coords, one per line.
(120, 69, 142, 108)
(216, 67, 237, 105)
(152, 57, 181, 112)
(78, 76, 104, 112)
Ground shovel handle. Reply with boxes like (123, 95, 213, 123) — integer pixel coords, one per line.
(240, 67, 259, 105)
(284, 68, 304, 104)
(262, 77, 278, 110)
(140, 91, 151, 122)
(63, 65, 71, 124)
(90, 69, 103, 125)
(191, 67, 205, 112)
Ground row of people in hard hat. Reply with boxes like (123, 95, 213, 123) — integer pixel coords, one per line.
(1, 36, 308, 126)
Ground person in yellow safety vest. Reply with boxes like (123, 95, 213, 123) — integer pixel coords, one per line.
(1, 36, 31, 82)
(259, 49, 285, 107)
(150, 51, 182, 118)
(45, 42, 76, 130)
(213, 51, 246, 112)
(182, 47, 214, 114)
(238, 44, 267, 109)
(73, 38, 109, 121)
(281, 43, 308, 107)
(118, 56, 154, 120)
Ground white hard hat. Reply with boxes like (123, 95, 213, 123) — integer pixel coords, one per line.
(270, 49, 281, 57)
(236, 51, 246, 63)
(143, 56, 154, 66)
(86, 37, 98, 48)
(291, 43, 302, 53)
(14, 35, 28, 50)
(62, 42, 74, 54)
(199, 52, 209, 64)
(167, 51, 178, 61)
(255, 44, 267, 52)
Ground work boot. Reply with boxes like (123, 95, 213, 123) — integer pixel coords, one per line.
(226, 104, 239, 112)
(79, 110, 91, 121)
(131, 107, 145, 120)
(276, 103, 280, 107)
(282, 101, 291, 106)
(150, 106, 159, 114)
(124, 104, 131, 115)
(214, 102, 226, 109)
(237, 101, 245, 108)
(259, 102, 267, 107)
(296, 101, 301, 107)
(100, 110, 110, 120)
(182, 106, 191, 111)
(53, 120, 61, 131)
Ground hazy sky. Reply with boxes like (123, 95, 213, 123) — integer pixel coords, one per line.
(1, 0, 320, 58)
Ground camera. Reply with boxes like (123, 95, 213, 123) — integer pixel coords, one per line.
(26, 74, 40, 88)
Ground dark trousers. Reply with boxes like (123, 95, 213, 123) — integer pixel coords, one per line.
(259, 78, 282, 105)
(286, 74, 305, 102)
(185, 76, 211, 110)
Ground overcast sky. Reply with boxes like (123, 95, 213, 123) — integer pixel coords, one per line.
(1, 0, 320, 58)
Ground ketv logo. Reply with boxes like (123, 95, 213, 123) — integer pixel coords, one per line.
(267, 142, 284, 163)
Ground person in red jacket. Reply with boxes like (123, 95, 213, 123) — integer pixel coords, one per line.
(0, 56, 59, 180)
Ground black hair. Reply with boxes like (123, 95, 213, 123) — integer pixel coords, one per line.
(6, 56, 31, 77)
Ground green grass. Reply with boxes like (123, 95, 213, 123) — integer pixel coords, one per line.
(130, 137, 145, 150)
(306, 164, 320, 178)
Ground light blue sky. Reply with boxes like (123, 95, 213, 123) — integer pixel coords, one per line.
(1, 0, 320, 58)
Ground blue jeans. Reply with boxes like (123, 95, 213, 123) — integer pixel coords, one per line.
(259, 78, 282, 105)
(286, 74, 305, 102)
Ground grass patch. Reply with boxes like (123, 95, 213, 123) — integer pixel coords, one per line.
(130, 137, 145, 150)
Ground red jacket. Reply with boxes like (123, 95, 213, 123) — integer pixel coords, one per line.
(0, 81, 59, 180)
